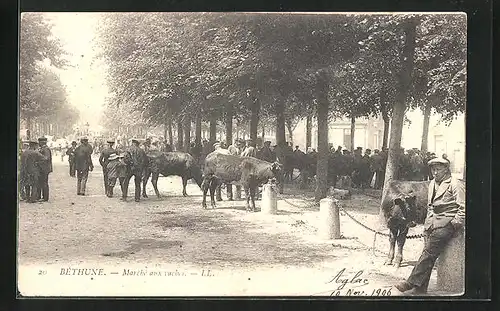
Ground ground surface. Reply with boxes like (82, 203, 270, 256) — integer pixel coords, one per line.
(18, 153, 440, 297)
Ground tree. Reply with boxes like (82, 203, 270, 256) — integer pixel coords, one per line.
(20, 13, 68, 138)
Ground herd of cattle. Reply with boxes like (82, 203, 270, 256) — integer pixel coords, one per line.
(139, 148, 463, 268)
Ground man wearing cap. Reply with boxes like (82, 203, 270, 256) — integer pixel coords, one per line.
(99, 139, 116, 195)
(20, 140, 47, 203)
(74, 137, 94, 195)
(122, 139, 148, 202)
(36, 137, 53, 201)
(260, 141, 276, 163)
(394, 155, 465, 294)
(66, 141, 78, 177)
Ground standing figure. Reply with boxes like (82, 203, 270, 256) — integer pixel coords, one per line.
(20, 141, 47, 203)
(99, 139, 116, 195)
(122, 139, 147, 202)
(241, 139, 257, 158)
(36, 137, 52, 201)
(74, 137, 94, 195)
(394, 155, 465, 294)
(105, 153, 128, 197)
(66, 141, 78, 177)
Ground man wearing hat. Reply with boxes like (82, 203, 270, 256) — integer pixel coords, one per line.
(20, 140, 48, 203)
(105, 153, 127, 198)
(99, 139, 116, 195)
(66, 141, 78, 177)
(260, 141, 276, 163)
(36, 137, 53, 201)
(394, 155, 465, 294)
(122, 138, 147, 202)
(213, 142, 230, 155)
(241, 139, 257, 158)
(74, 137, 94, 195)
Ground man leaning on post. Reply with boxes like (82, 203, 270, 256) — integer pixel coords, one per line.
(394, 155, 465, 295)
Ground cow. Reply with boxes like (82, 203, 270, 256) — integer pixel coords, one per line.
(142, 151, 203, 198)
(201, 152, 283, 211)
(381, 180, 430, 268)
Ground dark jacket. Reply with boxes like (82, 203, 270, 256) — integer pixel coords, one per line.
(20, 149, 47, 185)
(66, 146, 77, 162)
(75, 144, 94, 171)
(38, 145, 53, 174)
(99, 147, 116, 168)
(424, 176, 465, 230)
(124, 145, 147, 174)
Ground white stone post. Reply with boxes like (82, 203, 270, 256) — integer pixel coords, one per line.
(261, 183, 277, 214)
(319, 198, 341, 239)
(437, 229, 465, 294)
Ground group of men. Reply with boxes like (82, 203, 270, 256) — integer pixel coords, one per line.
(19, 137, 52, 203)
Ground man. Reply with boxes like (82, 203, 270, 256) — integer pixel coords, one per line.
(394, 155, 465, 294)
(36, 137, 52, 201)
(106, 153, 128, 198)
(260, 141, 276, 163)
(99, 139, 116, 195)
(20, 141, 47, 203)
(143, 138, 152, 153)
(74, 137, 94, 195)
(66, 141, 78, 177)
(213, 142, 230, 155)
(227, 139, 243, 200)
(241, 139, 257, 158)
(227, 139, 241, 156)
(122, 138, 148, 202)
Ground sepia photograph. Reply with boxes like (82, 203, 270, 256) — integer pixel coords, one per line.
(17, 12, 467, 297)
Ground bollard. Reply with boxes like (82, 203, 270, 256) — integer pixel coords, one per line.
(437, 229, 465, 294)
(319, 198, 341, 239)
(261, 183, 277, 214)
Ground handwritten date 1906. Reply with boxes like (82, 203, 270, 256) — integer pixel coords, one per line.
(330, 288, 392, 296)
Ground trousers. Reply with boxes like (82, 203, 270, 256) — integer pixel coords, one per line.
(24, 183, 39, 203)
(36, 173, 50, 201)
(102, 167, 109, 194)
(123, 172, 142, 201)
(69, 160, 76, 177)
(407, 223, 455, 290)
(77, 169, 89, 194)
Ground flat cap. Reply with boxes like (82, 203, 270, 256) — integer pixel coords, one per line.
(38, 137, 47, 142)
(427, 156, 450, 166)
(107, 139, 115, 144)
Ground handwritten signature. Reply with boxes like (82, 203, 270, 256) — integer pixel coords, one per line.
(326, 268, 370, 290)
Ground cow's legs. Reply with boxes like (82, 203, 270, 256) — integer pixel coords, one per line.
(201, 176, 210, 209)
(209, 178, 218, 209)
(182, 176, 188, 197)
(394, 227, 409, 268)
(244, 187, 251, 211)
(151, 172, 161, 198)
(249, 186, 256, 212)
(142, 170, 151, 198)
(384, 228, 397, 265)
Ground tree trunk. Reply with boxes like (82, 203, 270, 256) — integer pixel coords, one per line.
(250, 98, 260, 141)
(167, 117, 173, 146)
(177, 120, 183, 151)
(285, 119, 294, 145)
(350, 114, 356, 152)
(315, 71, 329, 202)
(382, 113, 390, 149)
(380, 17, 418, 225)
(26, 116, 32, 140)
(184, 118, 191, 153)
(306, 115, 312, 150)
(420, 100, 432, 152)
(261, 124, 265, 140)
(195, 111, 202, 146)
(209, 112, 217, 145)
(225, 102, 233, 146)
(276, 100, 286, 147)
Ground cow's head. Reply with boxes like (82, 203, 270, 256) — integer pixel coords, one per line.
(387, 192, 417, 228)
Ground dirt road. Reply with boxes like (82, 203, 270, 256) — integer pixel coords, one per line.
(18, 155, 438, 296)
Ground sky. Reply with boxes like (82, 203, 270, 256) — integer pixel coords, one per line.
(43, 12, 108, 131)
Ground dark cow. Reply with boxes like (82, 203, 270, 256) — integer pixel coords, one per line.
(202, 152, 283, 211)
(142, 151, 203, 198)
(381, 180, 430, 268)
